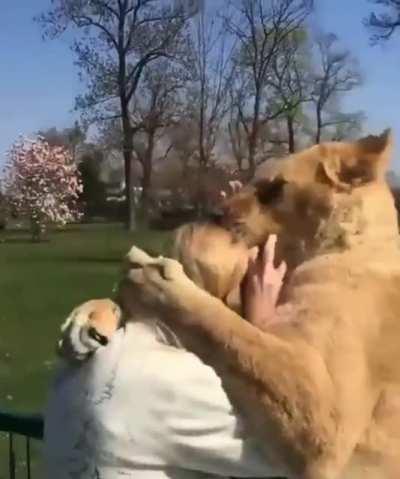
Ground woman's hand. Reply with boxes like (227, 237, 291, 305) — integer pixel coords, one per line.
(241, 235, 287, 330)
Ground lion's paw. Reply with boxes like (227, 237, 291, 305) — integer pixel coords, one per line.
(57, 299, 121, 362)
(121, 245, 206, 323)
(135, 257, 194, 301)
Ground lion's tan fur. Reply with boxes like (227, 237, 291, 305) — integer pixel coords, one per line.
(194, 130, 400, 478)
(99, 130, 400, 479)
(116, 130, 400, 479)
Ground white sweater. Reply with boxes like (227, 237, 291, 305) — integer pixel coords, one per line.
(44, 320, 287, 479)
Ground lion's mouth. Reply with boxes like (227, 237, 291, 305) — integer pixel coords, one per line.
(207, 210, 253, 243)
(231, 221, 246, 234)
(224, 220, 254, 244)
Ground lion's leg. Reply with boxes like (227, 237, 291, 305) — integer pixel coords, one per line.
(155, 285, 341, 477)
(355, 386, 400, 479)
(172, 292, 375, 478)
(127, 253, 369, 478)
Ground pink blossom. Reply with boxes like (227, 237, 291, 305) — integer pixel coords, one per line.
(3, 136, 82, 232)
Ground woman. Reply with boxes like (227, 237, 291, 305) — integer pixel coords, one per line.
(44, 225, 289, 479)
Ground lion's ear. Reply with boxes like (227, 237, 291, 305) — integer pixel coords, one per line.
(319, 129, 393, 191)
(318, 153, 351, 192)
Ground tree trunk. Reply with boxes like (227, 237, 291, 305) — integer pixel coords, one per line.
(121, 114, 136, 231)
(198, 94, 207, 169)
(141, 163, 152, 203)
(247, 89, 261, 179)
(228, 122, 244, 171)
(287, 115, 295, 153)
(140, 130, 155, 215)
(31, 218, 46, 242)
(315, 105, 322, 145)
(247, 127, 258, 179)
(195, 165, 206, 218)
(118, 21, 136, 231)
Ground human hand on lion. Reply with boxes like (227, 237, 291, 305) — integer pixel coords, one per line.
(122, 246, 206, 320)
(123, 241, 289, 331)
(242, 235, 288, 331)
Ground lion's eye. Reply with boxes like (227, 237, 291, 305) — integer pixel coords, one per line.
(254, 178, 287, 205)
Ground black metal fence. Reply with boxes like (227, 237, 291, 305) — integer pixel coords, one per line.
(0, 412, 287, 479)
(0, 412, 43, 479)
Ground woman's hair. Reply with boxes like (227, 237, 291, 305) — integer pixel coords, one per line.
(172, 222, 249, 301)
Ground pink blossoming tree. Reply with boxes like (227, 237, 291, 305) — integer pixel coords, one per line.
(3, 136, 83, 241)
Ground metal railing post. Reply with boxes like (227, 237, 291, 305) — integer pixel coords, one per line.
(0, 411, 43, 478)
(9, 433, 16, 479)
(26, 436, 31, 479)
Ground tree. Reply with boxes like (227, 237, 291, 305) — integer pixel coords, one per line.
(228, 30, 311, 165)
(37, 0, 191, 231)
(130, 59, 186, 204)
(3, 137, 82, 241)
(97, 57, 184, 209)
(365, 0, 400, 42)
(328, 111, 365, 141)
(166, 120, 198, 177)
(78, 150, 108, 219)
(311, 33, 362, 144)
(225, 0, 313, 176)
(187, 5, 235, 169)
(0, 186, 6, 230)
(267, 29, 312, 153)
(38, 122, 86, 161)
(228, 92, 248, 171)
(39, 124, 109, 219)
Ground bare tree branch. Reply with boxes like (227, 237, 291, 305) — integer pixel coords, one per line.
(225, 0, 313, 176)
(311, 33, 362, 143)
(36, 0, 189, 230)
(365, 0, 400, 43)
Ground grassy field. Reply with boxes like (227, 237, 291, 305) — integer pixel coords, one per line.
(0, 224, 170, 413)
(0, 223, 171, 477)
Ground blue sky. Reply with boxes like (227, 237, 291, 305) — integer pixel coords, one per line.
(1, 0, 400, 168)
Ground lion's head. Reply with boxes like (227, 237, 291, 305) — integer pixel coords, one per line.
(218, 130, 398, 267)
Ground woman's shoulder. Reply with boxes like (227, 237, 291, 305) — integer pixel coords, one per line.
(116, 322, 225, 397)
(49, 320, 228, 413)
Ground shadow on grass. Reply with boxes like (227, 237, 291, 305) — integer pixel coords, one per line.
(0, 238, 48, 244)
(69, 256, 121, 264)
(7, 255, 122, 265)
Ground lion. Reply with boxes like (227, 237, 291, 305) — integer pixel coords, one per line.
(59, 130, 400, 478)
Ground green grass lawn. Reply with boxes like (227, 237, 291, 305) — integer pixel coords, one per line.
(0, 223, 171, 477)
(0, 223, 171, 413)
